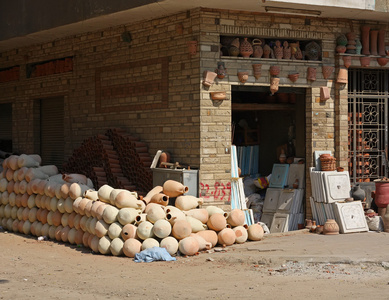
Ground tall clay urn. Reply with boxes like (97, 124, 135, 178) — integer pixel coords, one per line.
(374, 179, 389, 208)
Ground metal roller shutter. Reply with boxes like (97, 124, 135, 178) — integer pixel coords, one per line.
(0, 103, 12, 152)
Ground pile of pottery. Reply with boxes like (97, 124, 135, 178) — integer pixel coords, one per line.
(63, 128, 153, 193)
(0, 154, 265, 258)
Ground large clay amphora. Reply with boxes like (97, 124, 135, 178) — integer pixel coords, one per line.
(160, 236, 179, 256)
(178, 236, 199, 256)
(217, 228, 236, 246)
(162, 180, 189, 197)
(226, 209, 245, 227)
(207, 213, 227, 232)
(175, 195, 203, 210)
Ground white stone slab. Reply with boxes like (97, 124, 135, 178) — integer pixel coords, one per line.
(270, 213, 289, 233)
(263, 188, 282, 213)
(323, 171, 351, 203)
(333, 201, 369, 234)
(260, 212, 274, 230)
(287, 164, 305, 188)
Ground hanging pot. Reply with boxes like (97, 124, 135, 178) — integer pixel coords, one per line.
(269, 65, 280, 76)
(377, 57, 389, 67)
(360, 56, 371, 67)
(252, 64, 262, 80)
(237, 71, 249, 83)
(342, 56, 352, 68)
(288, 73, 299, 83)
(270, 77, 280, 95)
(337, 68, 348, 84)
(202, 71, 217, 87)
(307, 67, 317, 81)
(322, 66, 334, 80)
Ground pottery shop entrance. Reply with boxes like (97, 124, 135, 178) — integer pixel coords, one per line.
(231, 86, 306, 178)
(348, 68, 389, 205)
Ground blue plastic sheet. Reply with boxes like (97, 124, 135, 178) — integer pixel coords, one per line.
(134, 247, 176, 263)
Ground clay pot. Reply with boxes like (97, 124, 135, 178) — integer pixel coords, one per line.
(307, 67, 317, 81)
(184, 208, 209, 224)
(323, 219, 340, 235)
(342, 56, 352, 68)
(152, 219, 172, 238)
(351, 185, 366, 201)
(237, 71, 249, 83)
(202, 71, 217, 87)
(337, 68, 348, 84)
(283, 41, 291, 59)
(361, 25, 371, 55)
(374, 180, 389, 208)
(196, 230, 218, 247)
(143, 186, 163, 204)
(336, 45, 347, 54)
(270, 77, 280, 95)
(263, 44, 271, 58)
(162, 180, 188, 197)
(288, 73, 299, 83)
(336, 34, 348, 46)
(178, 236, 199, 256)
(187, 41, 197, 56)
(252, 64, 262, 80)
(172, 219, 192, 240)
(377, 57, 388, 67)
(252, 39, 263, 58)
(229, 46, 240, 57)
(136, 220, 154, 240)
(320, 86, 330, 101)
(273, 40, 283, 59)
(149, 193, 169, 206)
(233, 226, 248, 244)
(98, 184, 114, 204)
(146, 204, 166, 224)
(360, 56, 371, 67)
(240, 38, 253, 58)
(175, 195, 203, 211)
(215, 61, 227, 79)
(210, 92, 226, 101)
(217, 228, 236, 246)
(247, 223, 264, 241)
(269, 66, 280, 76)
(205, 205, 226, 217)
(160, 236, 179, 255)
(123, 238, 142, 258)
(120, 224, 137, 241)
(207, 213, 227, 232)
(186, 216, 207, 233)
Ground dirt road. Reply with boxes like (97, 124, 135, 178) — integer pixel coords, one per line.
(1, 230, 389, 300)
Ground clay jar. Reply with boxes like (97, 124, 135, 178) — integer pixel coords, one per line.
(270, 77, 280, 95)
(217, 228, 236, 246)
(178, 236, 199, 256)
(252, 39, 263, 58)
(252, 64, 262, 80)
(374, 180, 389, 208)
(273, 40, 283, 59)
(162, 180, 188, 198)
(172, 219, 192, 240)
(202, 71, 217, 87)
(360, 56, 371, 67)
(337, 68, 348, 84)
(196, 230, 218, 247)
(175, 195, 203, 211)
(288, 73, 299, 83)
(237, 71, 249, 83)
(207, 213, 227, 232)
(240, 38, 253, 58)
(269, 66, 280, 76)
(343, 56, 352, 68)
(377, 57, 389, 67)
(226, 209, 245, 227)
(323, 219, 340, 235)
(307, 67, 317, 81)
(247, 223, 264, 241)
(322, 66, 334, 80)
(283, 41, 291, 59)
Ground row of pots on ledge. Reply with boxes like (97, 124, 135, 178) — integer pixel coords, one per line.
(341, 55, 389, 68)
(203, 64, 336, 87)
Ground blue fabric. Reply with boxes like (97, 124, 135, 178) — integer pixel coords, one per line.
(134, 247, 176, 263)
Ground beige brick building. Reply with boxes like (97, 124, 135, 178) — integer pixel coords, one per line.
(0, 2, 388, 217)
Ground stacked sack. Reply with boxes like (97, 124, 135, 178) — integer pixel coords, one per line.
(0, 154, 265, 258)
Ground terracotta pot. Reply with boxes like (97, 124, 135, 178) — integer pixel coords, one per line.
(123, 238, 142, 258)
(263, 44, 271, 58)
(226, 209, 245, 227)
(336, 45, 347, 54)
(360, 56, 371, 67)
(307, 67, 317, 81)
(237, 71, 249, 83)
(187, 41, 198, 56)
(202, 71, 217, 87)
(374, 180, 389, 208)
(323, 219, 340, 235)
(146, 204, 166, 224)
(288, 73, 299, 83)
(247, 223, 264, 241)
(233, 225, 248, 244)
(337, 68, 348, 84)
(149, 193, 169, 206)
(361, 25, 370, 55)
(172, 219, 192, 240)
(370, 30, 379, 56)
(178, 236, 199, 256)
(143, 186, 163, 204)
(240, 38, 253, 58)
(252, 39, 263, 58)
(273, 40, 283, 59)
(152, 219, 172, 238)
(207, 213, 227, 232)
(270, 77, 280, 95)
(252, 64, 262, 80)
(162, 180, 188, 198)
(184, 208, 209, 224)
(215, 61, 227, 79)
(217, 228, 236, 246)
(210, 91, 226, 101)
(342, 56, 352, 68)
(320, 86, 330, 101)
(121, 223, 137, 240)
(283, 41, 291, 59)
(269, 65, 280, 76)
(377, 57, 388, 67)
(175, 195, 203, 211)
(160, 236, 179, 255)
(196, 230, 218, 247)
(186, 216, 207, 233)
(229, 46, 240, 57)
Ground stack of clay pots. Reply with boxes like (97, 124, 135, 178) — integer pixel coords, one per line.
(0, 154, 265, 259)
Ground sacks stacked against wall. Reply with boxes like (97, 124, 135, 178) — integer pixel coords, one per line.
(0, 154, 264, 258)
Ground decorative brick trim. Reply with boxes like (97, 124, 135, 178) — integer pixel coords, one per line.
(95, 57, 169, 113)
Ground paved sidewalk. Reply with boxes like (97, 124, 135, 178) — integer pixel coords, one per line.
(216, 230, 389, 266)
